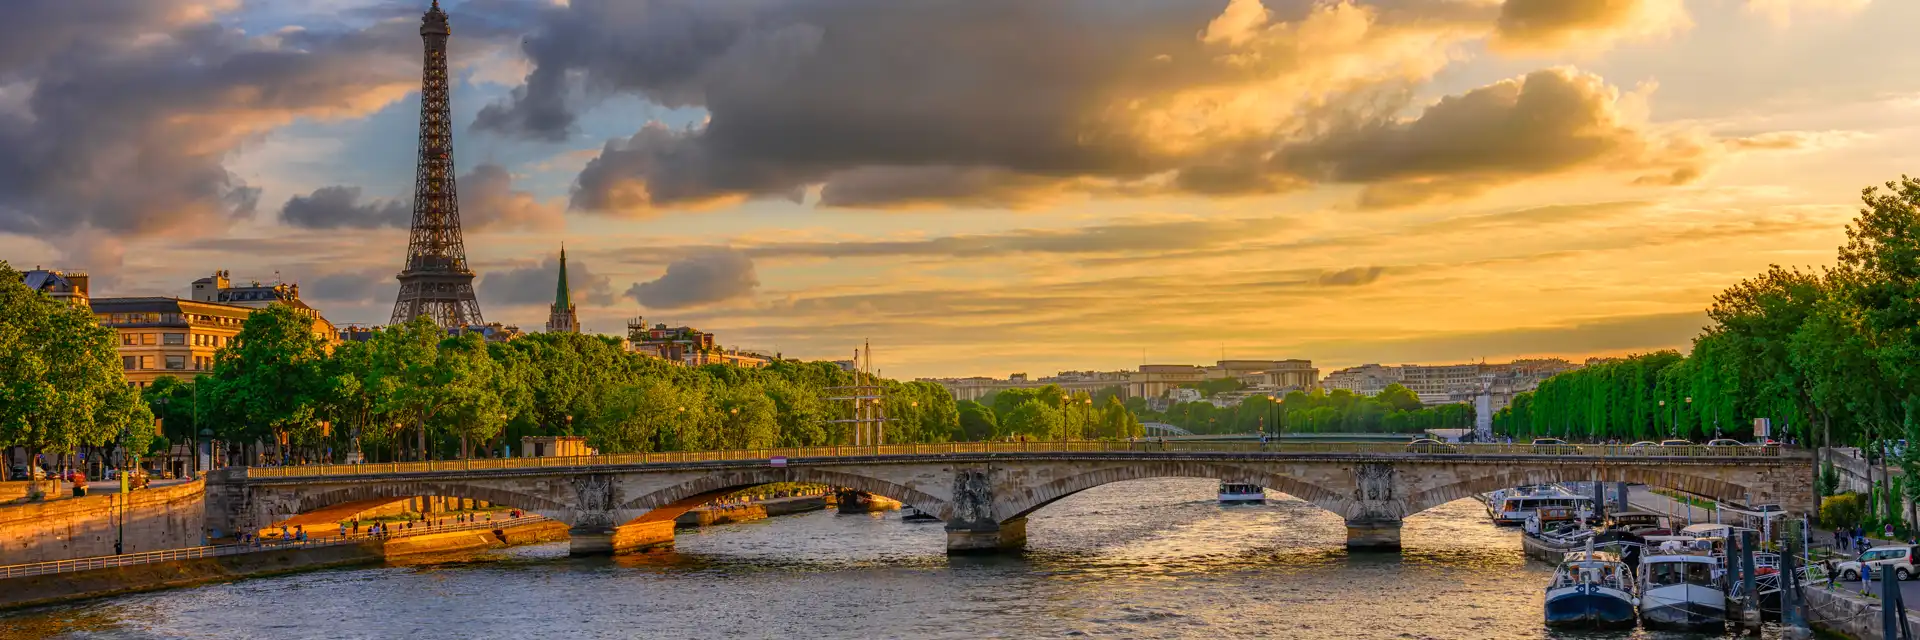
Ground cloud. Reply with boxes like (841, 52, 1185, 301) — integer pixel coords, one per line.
(281, 186, 410, 229)
(488, 0, 1796, 216)
(1744, 0, 1872, 26)
(1318, 266, 1385, 286)
(282, 163, 562, 231)
(1273, 67, 1716, 208)
(480, 253, 617, 307)
(304, 267, 394, 305)
(625, 248, 759, 309)
(456, 163, 566, 231)
(0, 0, 526, 284)
(489, 0, 1491, 213)
(1490, 0, 1690, 53)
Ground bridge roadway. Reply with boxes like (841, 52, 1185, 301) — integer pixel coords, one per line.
(205, 442, 1813, 555)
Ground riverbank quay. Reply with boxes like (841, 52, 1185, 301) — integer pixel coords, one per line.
(0, 480, 206, 564)
(1802, 578, 1920, 640)
(675, 494, 832, 527)
(0, 517, 563, 611)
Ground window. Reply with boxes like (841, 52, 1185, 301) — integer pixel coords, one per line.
(138, 356, 153, 370)
(122, 356, 137, 370)
(163, 333, 185, 346)
(165, 355, 185, 370)
(140, 333, 155, 346)
(122, 333, 136, 346)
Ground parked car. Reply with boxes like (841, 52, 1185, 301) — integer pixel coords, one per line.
(1530, 438, 1576, 454)
(1659, 439, 1694, 448)
(1625, 441, 1658, 454)
(1838, 546, 1920, 581)
(8, 465, 47, 480)
(1406, 438, 1457, 453)
(1706, 438, 1744, 447)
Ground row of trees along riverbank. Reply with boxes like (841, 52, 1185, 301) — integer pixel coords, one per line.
(0, 260, 978, 474)
(1492, 177, 1920, 529)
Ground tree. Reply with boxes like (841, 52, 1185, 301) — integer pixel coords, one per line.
(1376, 384, 1423, 412)
(957, 401, 998, 441)
(1001, 399, 1063, 440)
(0, 261, 151, 488)
(1097, 396, 1143, 439)
(207, 304, 329, 463)
(714, 382, 779, 450)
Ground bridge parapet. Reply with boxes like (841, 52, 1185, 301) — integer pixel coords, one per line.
(206, 446, 1813, 555)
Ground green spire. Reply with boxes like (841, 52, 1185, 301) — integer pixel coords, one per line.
(555, 244, 572, 310)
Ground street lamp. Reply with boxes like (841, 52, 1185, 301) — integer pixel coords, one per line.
(1660, 399, 1669, 438)
(1685, 396, 1693, 439)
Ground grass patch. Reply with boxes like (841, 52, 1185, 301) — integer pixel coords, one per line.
(1652, 488, 1718, 511)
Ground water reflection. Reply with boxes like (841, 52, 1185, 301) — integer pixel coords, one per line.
(1, 478, 1786, 639)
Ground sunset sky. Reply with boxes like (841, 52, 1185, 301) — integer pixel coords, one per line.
(1, 0, 1910, 378)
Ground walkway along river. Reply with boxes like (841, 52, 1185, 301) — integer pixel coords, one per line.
(0, 478, 1800, 639)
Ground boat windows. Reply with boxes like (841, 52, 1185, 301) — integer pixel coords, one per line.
(1646, 562, 1716, 587)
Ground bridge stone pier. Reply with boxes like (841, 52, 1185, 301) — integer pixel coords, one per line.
(205, 450, 1813, 555)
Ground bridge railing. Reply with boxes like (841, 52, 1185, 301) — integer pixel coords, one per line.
(240, 441, 1785, 479)
(0, 515, 547, 580)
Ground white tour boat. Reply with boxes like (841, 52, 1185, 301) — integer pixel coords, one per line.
(1218, 482, 1265, 505)
(1638, 537, 1727, 632)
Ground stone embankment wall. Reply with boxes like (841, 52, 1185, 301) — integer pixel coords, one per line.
(0, 519, 568, 611)
(1803, 584, 1920, 640)
(0, 480, 206, 564)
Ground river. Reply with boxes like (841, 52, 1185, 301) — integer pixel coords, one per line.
(1, 478, 1791, 639)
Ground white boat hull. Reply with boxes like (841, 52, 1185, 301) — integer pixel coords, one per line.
(1640, 583, 1726, 631)
(1218, 491, 1265, 504)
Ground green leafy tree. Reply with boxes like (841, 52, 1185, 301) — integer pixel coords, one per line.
(957, 401, 998, 441)
(1375, 384, 1423, 412)
(207, 304, 329, 462)
(1001, 399, 1063, 440)
(0, 261, 151, 486)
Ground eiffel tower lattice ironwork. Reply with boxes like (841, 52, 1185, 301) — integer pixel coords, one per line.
(390, 0, 484, 329)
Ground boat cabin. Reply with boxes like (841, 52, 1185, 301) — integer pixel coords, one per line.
(1609, 511, 1672, 535)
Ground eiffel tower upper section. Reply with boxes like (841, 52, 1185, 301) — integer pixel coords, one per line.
(390, 0, 484, 329)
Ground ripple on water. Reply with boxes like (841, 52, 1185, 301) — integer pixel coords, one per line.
(1, 478, 1789, 640)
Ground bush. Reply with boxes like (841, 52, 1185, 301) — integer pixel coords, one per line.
(1822, 492, 1865, 529)
(1819, 461, 1839, 497)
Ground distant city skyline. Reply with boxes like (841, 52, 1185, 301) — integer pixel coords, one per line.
(3, 0, 1901, 379)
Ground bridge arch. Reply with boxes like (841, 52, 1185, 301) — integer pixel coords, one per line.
(271, 481, 571, 529)
(615, 468, 950, 525)
(998, 461, 1349, 522)
(1401, 464, 1764, 518)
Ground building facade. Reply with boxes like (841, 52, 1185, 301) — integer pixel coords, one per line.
(1128, 365, 1207, 400)
(190, 270, 337, 343)
(22, 268, 90, 307)
(624, 317, 768, 368)
(89, 297, 252, 388)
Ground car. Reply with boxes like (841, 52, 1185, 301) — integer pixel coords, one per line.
(1625, 441, 1658, 455)
(1837, 545, 1920, 581)
(1706, 439, 1744, 447)
(1406, 438, 1457, 453)
(1659, 439, 1694, 448)
(1530, 438, 1576, 454)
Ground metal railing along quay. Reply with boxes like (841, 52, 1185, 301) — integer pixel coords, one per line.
(243, 441, 1789, 479)
(0, 515, 546, 580)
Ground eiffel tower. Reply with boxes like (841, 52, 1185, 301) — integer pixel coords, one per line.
(390, 0, 484, 329)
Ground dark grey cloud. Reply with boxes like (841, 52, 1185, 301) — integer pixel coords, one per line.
(1318, 266, 1385, 287)
(282, 163, 559, 231)
(474, 0, 1738, 215)
(281, 186, 410, 229)
(0, 1, 525, 261)
(305, 267, 395, 304)
(625, 248, 759, 309)
(480, 254, 616, 307)
(1274, 68, 1711, 208)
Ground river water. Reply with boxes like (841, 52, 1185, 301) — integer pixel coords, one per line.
(2, 478, 1789, 640)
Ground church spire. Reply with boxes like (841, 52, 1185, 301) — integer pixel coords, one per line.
(555, 244, 572, 310)
(547, 244, 581, 334)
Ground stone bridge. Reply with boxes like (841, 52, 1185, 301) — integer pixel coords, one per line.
(205, 450, 1813, 555)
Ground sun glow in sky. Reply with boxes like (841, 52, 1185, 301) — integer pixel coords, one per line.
(1, 0, 1910, 378)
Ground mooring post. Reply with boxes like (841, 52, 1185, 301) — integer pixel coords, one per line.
(1741, 530, 1760, 634)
